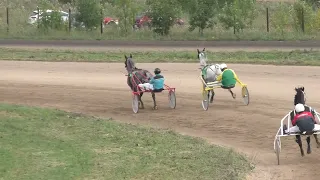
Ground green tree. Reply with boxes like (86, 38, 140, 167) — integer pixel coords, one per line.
(218, 0, 256, 33)
(113, 0, 142, 34)
(146, 0, 182, 35)
(101, 0, 116, 6)
(302, 0, 320, 9)
(58, 0, 72, 4)
(187, 0, 217, 36)
(293, 0, 316, 33)
(39, 10, 67, 33)
(75, 0, 102, 30)
(271, 2, 292, 38)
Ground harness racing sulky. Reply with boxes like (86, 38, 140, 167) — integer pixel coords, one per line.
(124, 54, 176, 113)
(274, 86, 320, 165)
(197, 48, 249, 111)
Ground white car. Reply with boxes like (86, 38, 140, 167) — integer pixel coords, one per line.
(28, 9, 69, 25)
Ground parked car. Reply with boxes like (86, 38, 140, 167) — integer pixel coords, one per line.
(133, 14, 152, 29)
(28, 9, 69, 25)
(133, 13, 184, 30)
(103, 17, 119, 26)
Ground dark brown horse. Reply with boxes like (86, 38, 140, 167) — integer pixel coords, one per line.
(124, 55, 159, 109)
(289, 86, 320, 156)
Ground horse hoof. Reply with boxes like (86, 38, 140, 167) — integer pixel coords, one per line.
(232, 93, 236, 99)
(307, 148, 312, 154)
(317, 143, 320, 148)
(153, 106, 158, 110)
(140, 106, 145, 109)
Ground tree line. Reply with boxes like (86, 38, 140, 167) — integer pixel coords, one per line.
(49, 0, 319, 36)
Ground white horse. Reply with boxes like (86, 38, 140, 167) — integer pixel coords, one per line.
(197, 48, 222, 103)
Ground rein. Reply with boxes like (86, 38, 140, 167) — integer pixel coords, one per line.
(130, 70, 151, 91)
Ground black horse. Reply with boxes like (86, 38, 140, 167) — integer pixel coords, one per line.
(124, 55, 159, 109)
(289, 86, 320, 156)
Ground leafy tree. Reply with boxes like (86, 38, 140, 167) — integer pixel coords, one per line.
(218, 0, 256, 33)
(146, 0, 182, 35)
(271, 2, 292, 38)
(75, 0, 102, 30)
(101, 0, 116, 6)
(293, 0, 316, 33)
(113, 0, 142, 34)
(39, 10, 67, 32)
(302, 0, 320, 9)
(58, 0, 72, 4)
(176, 0, 196, 13)
(187, 0, 217, 35)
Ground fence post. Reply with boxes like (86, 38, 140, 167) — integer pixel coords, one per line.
(37, 6, 40, 29)
(100, 8, 103, 34)
(6, 7, 9, 33)
(233, 15, 236, 34)
(301, 8, 305, 33)
(68, 8, 71, 32)
(266, 7, 269, 32)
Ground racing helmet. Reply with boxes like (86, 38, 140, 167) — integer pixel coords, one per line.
(295, 103, 305, 113)
(154, 68, 161, 74)
(220, 63, 227, 70)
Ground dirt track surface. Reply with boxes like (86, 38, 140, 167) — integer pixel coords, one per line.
(1, 39, 320, 51)
(2, 59, 320, 180)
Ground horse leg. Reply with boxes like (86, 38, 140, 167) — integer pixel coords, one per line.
(313, 134, 320, 148)
(296, 135, 305, 156)
(228, 89, 236, 99)
(151, 92, 157, 110)
(307, 136, 311, 154)
(210, 90, 214, 103)
(139, 92, 145, 109)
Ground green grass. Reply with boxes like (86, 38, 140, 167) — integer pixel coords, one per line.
(1, 48, 320, 66)
(1, 25, 319, 41)
(0, 103, 252, 180)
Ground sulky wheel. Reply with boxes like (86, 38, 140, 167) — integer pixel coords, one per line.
(242, 86, 250, 106)
(168, 90, 176, 109)
(132, 94, 139, 113)
(275, 137, 281, 165)
(202, 90, 209, 111)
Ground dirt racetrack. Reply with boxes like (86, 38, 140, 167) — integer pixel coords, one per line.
(1, 43, 320, 179)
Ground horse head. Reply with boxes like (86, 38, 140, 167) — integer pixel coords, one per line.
(124, 54, 133, 68)
(294, 86, 306, 105)
(197, 48, 207, 67)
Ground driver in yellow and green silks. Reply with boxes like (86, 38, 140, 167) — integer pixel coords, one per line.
(215, 63, 241, 99)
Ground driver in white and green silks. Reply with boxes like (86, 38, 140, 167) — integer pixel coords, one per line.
(215, 63, 241, 99)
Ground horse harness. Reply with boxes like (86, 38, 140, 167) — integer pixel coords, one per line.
(201, 64, 220, 81)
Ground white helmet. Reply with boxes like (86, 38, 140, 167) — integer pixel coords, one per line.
(295, 103, 305, 113)
(220, 63, 227, 69)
